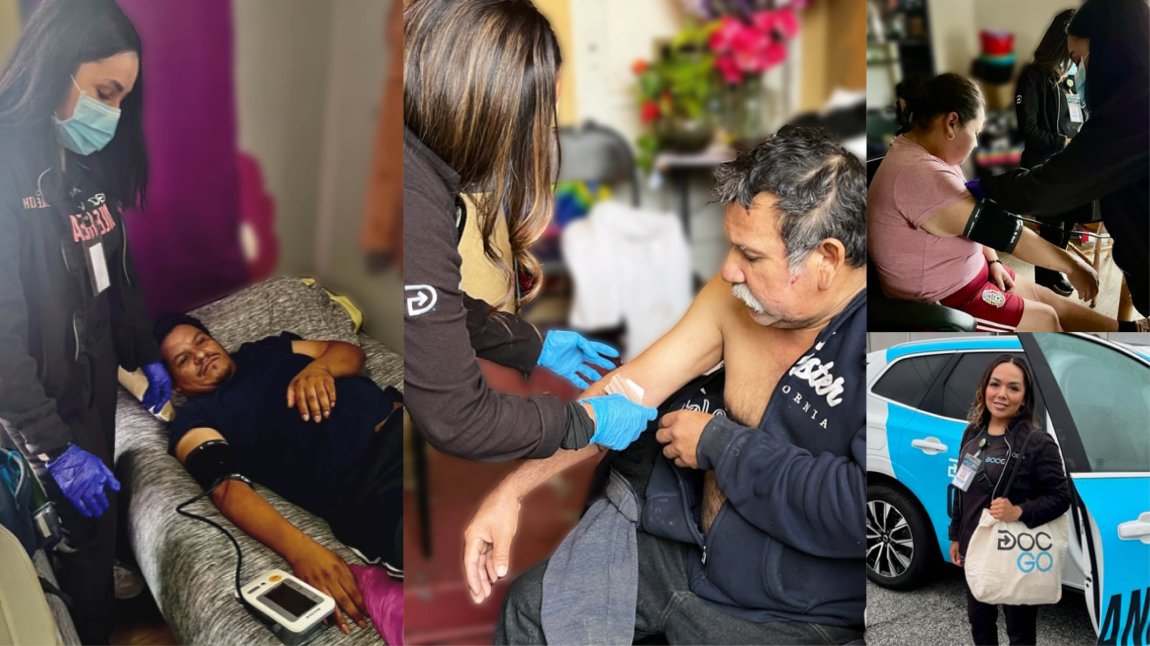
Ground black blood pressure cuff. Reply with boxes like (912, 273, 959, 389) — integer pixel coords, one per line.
(963, 199, 1023, 252)
(184, 440, 252, 491)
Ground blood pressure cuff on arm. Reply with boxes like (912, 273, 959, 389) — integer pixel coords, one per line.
(184, 440, 252, 491)
(963, 199, 1023, 252)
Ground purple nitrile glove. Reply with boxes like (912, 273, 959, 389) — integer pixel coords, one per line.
(141, 360, 172, 414)
(537, 330, 620, 390)
(964, 178, 986, 200)
(583, 394, 658, 451)
(45, 445, 120, 518)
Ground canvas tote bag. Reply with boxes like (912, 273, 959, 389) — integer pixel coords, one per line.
(964, 431, 1070, 605)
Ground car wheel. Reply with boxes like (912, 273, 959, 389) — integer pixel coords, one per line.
(866, 482, 938, 589)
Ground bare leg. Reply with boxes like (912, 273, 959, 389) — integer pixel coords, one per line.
(1015, 297, 1062, 332)
(1013, 277, 1118, 332)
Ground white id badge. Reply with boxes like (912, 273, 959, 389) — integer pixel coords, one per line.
(950, 453, 982, 492)
(85, 240, 110, 295)
(1066, 93, 1084, 123)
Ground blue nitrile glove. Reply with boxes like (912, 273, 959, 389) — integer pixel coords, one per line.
(45, 445, 121, 518)
(141, 360, 172, 414)
(583, 394, 658, 451)
(537, 330, 620, 389)
(964, 178, 986, 199)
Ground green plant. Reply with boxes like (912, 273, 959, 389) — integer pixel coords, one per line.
(633, 21, 720, 170)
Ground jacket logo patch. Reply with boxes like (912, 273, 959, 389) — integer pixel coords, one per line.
(405, 284, 438, 317)
(21, 194, 49, 210)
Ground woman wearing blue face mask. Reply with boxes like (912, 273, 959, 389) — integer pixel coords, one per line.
(1014, 9, 1090, 297)
(0, 0, 170, 641)
(967, 0, 1149, 319)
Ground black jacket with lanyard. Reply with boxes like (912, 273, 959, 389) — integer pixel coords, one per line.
(948, 419, 1071, 557)
(1014, 63, 1083, 169)
(0, 131, 159, 466)
(985, 79, 1149, 315)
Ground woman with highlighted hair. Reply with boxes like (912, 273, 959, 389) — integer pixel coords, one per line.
(0, 0, 171, 641)
(947, 355, 1069, 645)
(867, 72, 1148, 332)
(403, 0, 657, 461)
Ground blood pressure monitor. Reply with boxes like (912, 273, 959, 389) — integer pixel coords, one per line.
(239, 569, 335, 645)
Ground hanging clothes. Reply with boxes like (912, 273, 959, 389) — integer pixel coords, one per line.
(561, 201, 692, 359)
(360, 0, 404, 268)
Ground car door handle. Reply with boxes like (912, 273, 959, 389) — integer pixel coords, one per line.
(911, 437, 948, 455)
(1118, 512, 1150, 544)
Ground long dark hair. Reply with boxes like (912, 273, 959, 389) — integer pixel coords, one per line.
(0, 0, 147, 209)
(1067, 0, 1150, 112)
(404, 0, 562, 311)
(1032, 9, 1076, 77)
(968, 354, 1038, 429)
(894, 73, 983, 135)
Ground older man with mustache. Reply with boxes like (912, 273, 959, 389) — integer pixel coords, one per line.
(464, 126, 869, 645)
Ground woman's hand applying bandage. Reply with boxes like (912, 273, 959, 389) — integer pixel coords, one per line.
(537, 330, 620, 389)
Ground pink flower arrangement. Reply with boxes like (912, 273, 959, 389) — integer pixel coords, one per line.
(709, 8, 799, 85)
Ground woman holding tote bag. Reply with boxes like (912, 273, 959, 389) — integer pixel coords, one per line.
(947, 355, 1070, 645)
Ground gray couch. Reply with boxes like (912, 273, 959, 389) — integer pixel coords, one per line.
(114, 277, 402, 645)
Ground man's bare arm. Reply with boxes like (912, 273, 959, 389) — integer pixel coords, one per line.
(174, 429, 367, 633)
(462, 274, 727, 602)
(287, 340, 366, 421)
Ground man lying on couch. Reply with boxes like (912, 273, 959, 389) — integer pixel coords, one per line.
(155, 315, 403, 635)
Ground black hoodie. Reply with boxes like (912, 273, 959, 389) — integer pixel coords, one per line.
(0, 133, 159, 458)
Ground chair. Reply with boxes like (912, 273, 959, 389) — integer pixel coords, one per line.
(866, 156, 976, 331)
(557, 121, 640, 207)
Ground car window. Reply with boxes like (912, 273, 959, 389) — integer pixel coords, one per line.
(872, 354, 948, 408)
(914, 352, 1035, 422)
(1033, 335, 1150, 473)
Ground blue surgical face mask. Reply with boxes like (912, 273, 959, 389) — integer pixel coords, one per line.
(52, 76, 121, 156)
(1074, 56, 1088, 101)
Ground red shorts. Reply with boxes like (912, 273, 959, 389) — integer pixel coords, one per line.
(940, 262, 1025, 332)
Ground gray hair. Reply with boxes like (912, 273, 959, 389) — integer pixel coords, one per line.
(713, 125, 867, 271)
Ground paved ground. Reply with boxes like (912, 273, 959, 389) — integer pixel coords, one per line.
(866, 566, 1097, 645)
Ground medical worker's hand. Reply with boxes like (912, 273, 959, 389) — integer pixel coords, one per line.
(537, 330, 620, 389)
(583, 394, 658, 451)
(988, 261, 1014, 292)
(45, 444, 120, 518)
(964, 178, 986, 199)
(287, 541, 367, 634)
(463, 486, 521, 604)
(287, 363, 337, 423)
(988, 497, 1023, 522)
(949, 541, 963, 567)
(141, 361, 172, 414)
(656, 410, 713, 469)
(1065, 255, 1099, 301)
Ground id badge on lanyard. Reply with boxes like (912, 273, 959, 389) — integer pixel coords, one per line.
(83, 238, 110, 296)
(68, 187, 111, 297)
(951, 436, 988, 492)
(1066, 92, 1085, 123)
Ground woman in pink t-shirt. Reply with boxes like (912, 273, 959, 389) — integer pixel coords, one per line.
(867, 73, 1144, 332)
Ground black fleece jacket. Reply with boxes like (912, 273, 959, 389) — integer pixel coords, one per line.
(984, 79, 1149, 315)
(1014, 63, 1081, 169)
(403, 127, 589, 460)
(948, 420, 1071, 556)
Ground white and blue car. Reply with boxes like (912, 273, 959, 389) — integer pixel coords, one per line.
(866, 334, 1150, 644)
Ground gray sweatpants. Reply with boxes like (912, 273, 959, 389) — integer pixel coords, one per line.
(495, 529, 865, 645)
